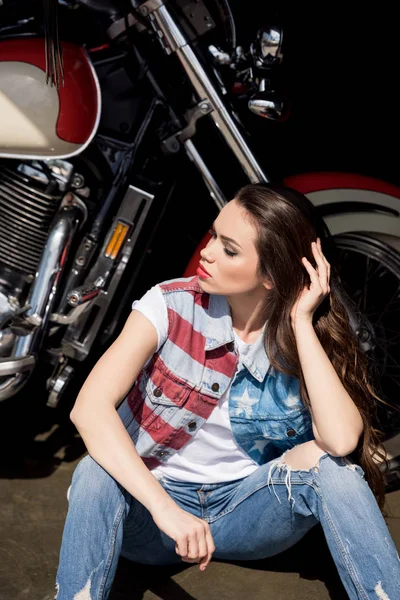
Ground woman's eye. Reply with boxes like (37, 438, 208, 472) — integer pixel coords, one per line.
(224, 248, 237, 257)
(208, 228, 236, 257)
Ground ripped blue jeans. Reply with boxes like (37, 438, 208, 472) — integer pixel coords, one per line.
(55, 449, 400, 599)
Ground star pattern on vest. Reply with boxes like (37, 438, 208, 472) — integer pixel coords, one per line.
(249, 439, 269, 454)
(233, 387, 259, 406)
(286, 392, 302, 407)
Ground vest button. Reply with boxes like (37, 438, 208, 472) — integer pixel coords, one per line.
(286, 428, 296, 437)
(211, 382, 220, 392)
(158, 450, 168, 457)
(226, 342, 235, 352)
(188, 421, 197, 431)
(153, 387, 163, 398)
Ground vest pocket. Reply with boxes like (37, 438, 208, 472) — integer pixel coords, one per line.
(142, 368, 193, 430)
(259, 408, 311, 438)
(261, 409, 314, 452)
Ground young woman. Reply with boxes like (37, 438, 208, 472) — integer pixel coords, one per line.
(55, 183, 400, 600)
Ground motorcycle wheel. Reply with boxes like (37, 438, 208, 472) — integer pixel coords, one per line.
(333, 233, 400, 439)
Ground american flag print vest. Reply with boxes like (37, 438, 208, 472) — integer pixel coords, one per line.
(117, 276, 314, 471)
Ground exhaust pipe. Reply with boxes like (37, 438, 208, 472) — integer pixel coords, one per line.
(0, 194, 86, 401)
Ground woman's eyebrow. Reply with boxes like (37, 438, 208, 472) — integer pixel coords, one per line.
(212, 222, 242, 248)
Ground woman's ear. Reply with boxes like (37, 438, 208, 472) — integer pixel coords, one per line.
(263, 279, 273, 290)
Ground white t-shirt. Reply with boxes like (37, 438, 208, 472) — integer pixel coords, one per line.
(132, 285, 260, 483)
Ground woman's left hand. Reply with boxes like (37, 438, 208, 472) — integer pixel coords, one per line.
(290, 238, 331, 326)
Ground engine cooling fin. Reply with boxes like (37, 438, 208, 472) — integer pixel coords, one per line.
(0, 164, 62, 275)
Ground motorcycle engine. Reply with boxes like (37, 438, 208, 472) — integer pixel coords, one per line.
(0, 159, 71, 357)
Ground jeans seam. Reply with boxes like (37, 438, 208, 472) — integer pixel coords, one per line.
(98, 503, 125, 599)
(197, 490, 213, 520)
(206, 479, 315, 523)
(319, 497, 369, 599)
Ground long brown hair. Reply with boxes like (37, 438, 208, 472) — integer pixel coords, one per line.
(235, 182, 397, 513)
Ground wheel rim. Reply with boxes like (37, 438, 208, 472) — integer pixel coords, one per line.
(334, 233, 400, 438)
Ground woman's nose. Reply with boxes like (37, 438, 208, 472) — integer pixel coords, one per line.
(200, 245, 214, 262)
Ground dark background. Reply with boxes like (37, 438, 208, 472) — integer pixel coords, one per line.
(222, 3, 400, 188)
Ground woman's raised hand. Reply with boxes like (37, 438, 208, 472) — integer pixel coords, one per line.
(290, 237, 331, 326)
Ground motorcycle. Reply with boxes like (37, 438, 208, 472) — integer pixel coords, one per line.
(0, 0, 399, 488)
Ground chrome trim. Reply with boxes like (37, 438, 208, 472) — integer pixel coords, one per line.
(184, 139, 226, 210)
(0, 372, 31, 397)
(18, 160, 74, 192)
(14, 198, 85, 358)
(67, 278, 104, 307)
(149, 4, 268, 183)
(137, 0, 165, 15)
(55, 234, 96, 314)
(50, 302, 92, 325)
(250, 26, 283, 68)
(0, 356, 35, 376)
(208, 45, 231, 66)
(47, 363, 74, 409)
(0, 194, 85, 401)
(248, 93, 286, 121)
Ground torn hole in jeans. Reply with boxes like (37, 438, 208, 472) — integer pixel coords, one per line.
(266, 448, 327, 509)
(374, 580, 391, 599)
(71, 560, 104, 600)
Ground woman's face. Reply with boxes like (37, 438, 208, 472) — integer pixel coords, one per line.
(198, 199, 270, 296)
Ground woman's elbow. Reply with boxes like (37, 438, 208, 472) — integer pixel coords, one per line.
(327, 436, 361, 457)
(69, 406, 81, 426)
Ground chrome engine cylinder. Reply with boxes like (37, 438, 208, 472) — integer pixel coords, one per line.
(0, 163, 64, 276)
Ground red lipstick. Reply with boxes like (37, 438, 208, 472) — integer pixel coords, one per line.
(197, 263, 211, 279)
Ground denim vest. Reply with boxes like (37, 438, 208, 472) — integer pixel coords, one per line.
(117, 276, 314, 470)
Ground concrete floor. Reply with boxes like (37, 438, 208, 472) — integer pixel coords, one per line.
(1, 428, 400, 600)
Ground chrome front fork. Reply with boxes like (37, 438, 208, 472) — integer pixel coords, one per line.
(133, 0, 269, 207)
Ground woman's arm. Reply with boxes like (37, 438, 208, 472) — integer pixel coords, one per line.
(70, 310, 174, 515)
(70, 308, 216, 571)
(291, 238, 364, 457)
(293, 319, 364, 457)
